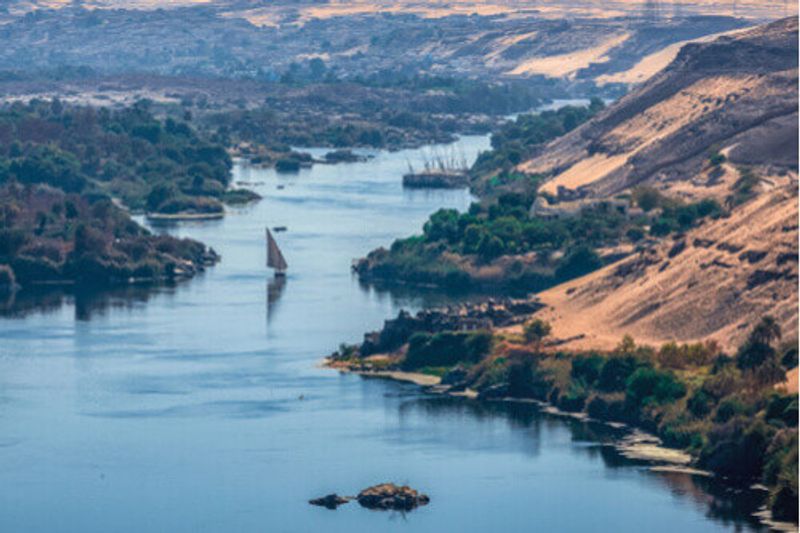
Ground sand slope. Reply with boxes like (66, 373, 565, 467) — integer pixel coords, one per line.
(537, 183, 798, 352)
(518, 17, 799, 200)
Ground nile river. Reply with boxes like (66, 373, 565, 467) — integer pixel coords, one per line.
(0, 133, 769, 532)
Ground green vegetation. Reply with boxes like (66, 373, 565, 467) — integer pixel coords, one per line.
(524, 318, 552, 345)
(380, 316, 797, 522)
(0, 99, 239, 214)
(708, 151, 727, 167)
(332, 310, 798, 523)
(0, 99, 231, 289)
(357, 187, 723, 291)
(0, 183, 217, 289)
(403, 331, 492, 371)
(473, 98, 605, 175)
(727, 167, 760, 207)
(222, 188, 262, 205)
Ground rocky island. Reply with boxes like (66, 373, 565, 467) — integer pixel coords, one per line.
(310, 484, 430, 512)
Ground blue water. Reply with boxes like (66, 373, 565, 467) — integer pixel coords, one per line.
(0, 135, 767, 532)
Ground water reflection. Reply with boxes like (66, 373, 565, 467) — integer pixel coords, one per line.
(395, 393, 769, 530)
(266, 275, 287, 325)
(0, 284, 179, 321)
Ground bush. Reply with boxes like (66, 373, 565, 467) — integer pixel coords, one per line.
(557, 382, 588, 412)
(687, 388, 714, 418)
(660, 417, 704, 449)
(555, 245, 602, 281)
(632, 186, 663, 212)
(714, 396, 750, 423)
(524, 318, 551, 344)
(587, 394, 629, 422)
(506, 357, 550, 399)
(625, 367, 686, 408)
(597, 355, 649, 392)
(571, 353, 604, 387)
(764, 432, 798, 522)
(223, 188, 261, 205)
(403, 330, 492, 370)
(709, 152, 726, 167)
(765, 394, 799, 427)
(700, 418, 773, 479)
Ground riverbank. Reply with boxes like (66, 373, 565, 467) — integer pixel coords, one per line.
(324, 350, 798, 530)
(325, 356, 698, 467)
(326, 300, 799, 525)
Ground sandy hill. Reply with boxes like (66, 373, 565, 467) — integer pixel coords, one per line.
(537, 180, 798, 352)
(526, 18, 798, 352)
(519, 17, 798, 200)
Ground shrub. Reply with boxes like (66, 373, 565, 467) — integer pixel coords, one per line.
(223, 188, 261, 205)
(709, 152, 726, 167)
(764, 432, 798, 521)
(524, 318, 551, 345)
(597, 354, 649, 392)
(714, 396, 750, 423)
(632, 186, 663, 212)
(699, 418, 773, 479)
(555, 245, 602, 281)
(558, 382, 588, 412)
(506, 357, 550, 399)
(687, 388, 714, 418)
(765, 394, 799, 427)
(571, 353, 604, 387)
(625, 367, 686, 408)
(403, 330, 492, 370)
(587, 394, 629, 422)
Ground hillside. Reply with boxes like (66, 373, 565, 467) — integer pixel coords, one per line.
(536, 180, 798, 352)
(0, 2, 763, 86)
(513, 17, 798, 200)
(519, 18, 799, 352)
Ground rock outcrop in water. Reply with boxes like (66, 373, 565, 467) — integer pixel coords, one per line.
(356, 484, 430, 511)
(310, 484, 430, 512)
(308, 494, 351, 509)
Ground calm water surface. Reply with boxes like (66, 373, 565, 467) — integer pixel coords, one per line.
(0, 134, 768, 532)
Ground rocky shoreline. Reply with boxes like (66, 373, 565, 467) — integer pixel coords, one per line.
(323, 295, 798, 529)
(326, 357, 695, 468)
(333, 296, 543, 360)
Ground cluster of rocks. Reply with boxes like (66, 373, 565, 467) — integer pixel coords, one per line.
(357, 297, 542, 357)
(310, 483, 430, 512)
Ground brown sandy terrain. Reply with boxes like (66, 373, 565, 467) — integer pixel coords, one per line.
(536, 180, 798, 353)
(595, 26, 753, 86)
(517, 17, 799, 200)
(512, 18, 800, 358)
(508, 33, 630, 78)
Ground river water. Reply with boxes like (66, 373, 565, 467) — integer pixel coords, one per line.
(0, 134, 769, 532)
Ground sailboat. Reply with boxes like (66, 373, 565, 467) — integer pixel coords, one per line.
(266, 228, 288, 277)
